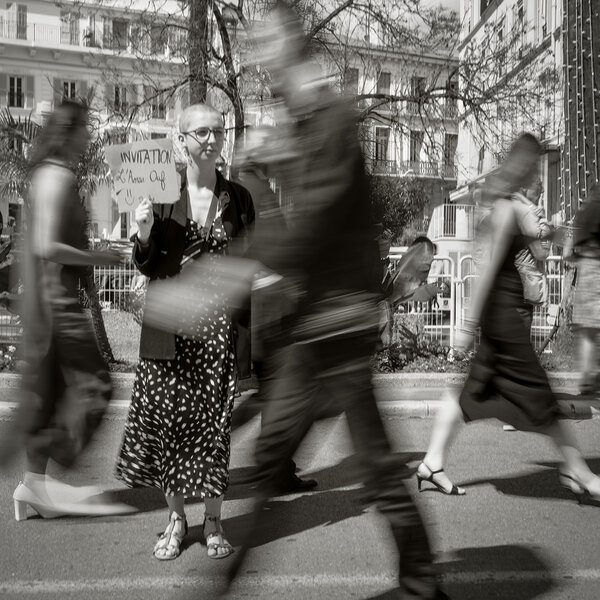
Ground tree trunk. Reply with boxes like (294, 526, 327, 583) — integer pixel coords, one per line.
(189, 0, 210, 103)
(82, 268, 115, 364)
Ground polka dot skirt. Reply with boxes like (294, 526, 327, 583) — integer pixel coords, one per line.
(115, 218, 237, 498)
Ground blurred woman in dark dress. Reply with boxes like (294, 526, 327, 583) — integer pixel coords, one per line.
(416, 133, 600, 503)
(6, 100, 131, 520)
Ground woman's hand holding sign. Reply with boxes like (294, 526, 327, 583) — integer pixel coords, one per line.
(136, 198, 154, 244)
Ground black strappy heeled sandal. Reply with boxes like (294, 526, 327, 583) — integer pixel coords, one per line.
(559, 472, 600, 506)
(416, 462, 466, 496)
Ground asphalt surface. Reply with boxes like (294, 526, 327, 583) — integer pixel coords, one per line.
(1, 391, 600, 600)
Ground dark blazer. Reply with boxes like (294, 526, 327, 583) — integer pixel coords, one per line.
(256, 90, 382, 305)
(133, 169, 255, 360)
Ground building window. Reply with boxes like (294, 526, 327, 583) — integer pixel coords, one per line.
(120, 213, 128, 239)
(62, 81, 77, 100)
(114, 85, 128, 113)
(409, 76, 427, 113)
(344, 67, 359, 95)
(111, 19, 128, 51)
(443, 134, 458, 175)
(151, 25, 167, 55)
(480, 0, 492, 16)
(6, 4, 27, 41)
(445, 78, 458, 117)
(409, 131, 424, 163)
(145, 86, 166, 119)
(376, 71, 391, 96)
(477, 146, 485, 174)
(375, 127, 390, 163)
(60, 10, 80, 45)
(495, 17, 506, 75)
(8, 76, 23, 108)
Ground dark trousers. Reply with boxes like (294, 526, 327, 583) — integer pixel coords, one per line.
(14, 311, 112, 470)
(229, 330, 439, 599)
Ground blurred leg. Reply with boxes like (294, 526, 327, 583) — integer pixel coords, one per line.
(320, 334, 439, 599)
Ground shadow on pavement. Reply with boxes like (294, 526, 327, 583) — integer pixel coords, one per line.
(458, 458, 600, 502)
(366, 544, 555, 600)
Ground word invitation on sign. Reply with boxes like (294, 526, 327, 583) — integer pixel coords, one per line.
(104, 139, 180, 212)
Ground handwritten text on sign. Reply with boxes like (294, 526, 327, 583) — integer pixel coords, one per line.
(105, 139, 179, 212)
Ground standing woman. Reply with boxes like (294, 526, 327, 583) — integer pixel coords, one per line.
(416, 133, 600, 502)
(7, 100, 129, 519)
(115, 104, 254, 560)
(571, 184, 600, 395)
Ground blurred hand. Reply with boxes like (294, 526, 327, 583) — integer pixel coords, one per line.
(454, 328, 475, 351)
(94, 250, 122, 266)
(135, 199, 154, 243)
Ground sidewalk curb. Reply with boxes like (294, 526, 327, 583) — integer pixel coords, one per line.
(0, 373, 595, 419)
(1, 397, 598, 420)
(0, 371, 582, 388)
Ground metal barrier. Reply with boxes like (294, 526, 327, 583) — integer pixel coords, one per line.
(388, 255, 456, 348)
(456, 255, 564, 351)
(93, 258, 138, 311)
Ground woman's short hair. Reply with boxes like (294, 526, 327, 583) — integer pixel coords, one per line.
(28, 99, 88, 170)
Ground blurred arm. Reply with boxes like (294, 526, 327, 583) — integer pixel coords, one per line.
(31, 166, 109, 266)
(467, 199, 517, 326)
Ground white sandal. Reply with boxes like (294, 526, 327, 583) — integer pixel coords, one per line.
(153, 511, 188, 560)
(203, 515, 234, 559)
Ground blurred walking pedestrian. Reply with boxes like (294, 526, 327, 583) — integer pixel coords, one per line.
(224, 4, 450, 599)
(571, 183, 600, 395)
(417, 133, 600, 504)
(231, 126, 317, 494)
(115, 103, 254, 560)
(513, 178, 551, 332)
(2, 100, 133, 520)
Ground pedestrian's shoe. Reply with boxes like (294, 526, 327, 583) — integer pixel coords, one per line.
(13, 480, 137, 521)
(13, 482, 69, 520)
(278, 474, 318, 494)
(154, 511, 188, 560)
(559, 472, 600, 506)
(416, 463, 466, 496)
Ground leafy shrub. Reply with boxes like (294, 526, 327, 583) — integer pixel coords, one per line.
(372, 312, 473, 372)
(0, 343, 17, 371)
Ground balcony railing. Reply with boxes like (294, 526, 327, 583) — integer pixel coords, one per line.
(427, 204, 475, 241)
(0, 20, 187, 58)
(401, 160, 439, 177)
(372, 159, 399, 175)
(370, 160, 458, 179)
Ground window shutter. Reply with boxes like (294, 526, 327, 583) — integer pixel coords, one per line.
(53, 77, 62, 105)
(0, 73, 6, 106)
(25, 75, 34, 109)
(78, 79, 88, 102)
(106, 83, 115, 111)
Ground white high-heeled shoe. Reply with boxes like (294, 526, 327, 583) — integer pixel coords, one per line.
(13, 481, 138, 521)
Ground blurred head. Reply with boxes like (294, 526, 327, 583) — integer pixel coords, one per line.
(178, 104, 225, 166)
(254, 1, 318, 113)
(28, 100, 90, 169)
(501, 133, 543, 192)
(232, 125, 297, 177)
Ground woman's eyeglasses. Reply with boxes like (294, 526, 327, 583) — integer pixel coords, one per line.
(182, 127, 225, 143)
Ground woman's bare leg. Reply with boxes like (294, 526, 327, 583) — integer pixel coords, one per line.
(419, 388, 466, 494)
(545, 421, 600, 495)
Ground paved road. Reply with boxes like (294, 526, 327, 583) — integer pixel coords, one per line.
(1, 394, 600, 600)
